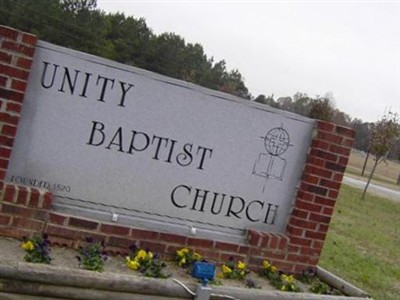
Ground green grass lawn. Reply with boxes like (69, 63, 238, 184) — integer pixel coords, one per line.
(319, 184, 400, 300)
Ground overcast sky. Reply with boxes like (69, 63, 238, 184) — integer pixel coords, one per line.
(97, 0, 399, 123)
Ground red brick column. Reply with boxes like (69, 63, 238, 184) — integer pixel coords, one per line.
(0, 26, 41, 238)
(286, 121, 354, 272)
(0, 26, 37, 180)
(246, 121, 354, 273)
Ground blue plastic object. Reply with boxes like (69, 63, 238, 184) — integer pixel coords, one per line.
(191, 262, 215, 281)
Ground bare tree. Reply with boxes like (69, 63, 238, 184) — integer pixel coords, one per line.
(361, 151, 370, 177)
(362, 112, 400, 199)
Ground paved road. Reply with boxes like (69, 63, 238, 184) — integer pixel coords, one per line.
(343, 176, 400, 202)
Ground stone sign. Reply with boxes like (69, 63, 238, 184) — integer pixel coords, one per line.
(6, 41, 315, 240)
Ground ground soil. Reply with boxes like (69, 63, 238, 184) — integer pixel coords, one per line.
(0, 236, 283, 291)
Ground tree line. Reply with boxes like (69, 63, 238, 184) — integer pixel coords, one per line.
(0, 0, 250, 99)
(1, 0, 399, 160)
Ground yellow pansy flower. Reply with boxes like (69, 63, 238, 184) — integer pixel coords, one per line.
(178, 257, 186, 266)
(147, 251, 153, 260)
(194, 252, 202, 260)
(263, 260, 271, 269)
(237, 261, 246, 270)
(136, 249, 147, 260)
(177, 248, 189, 257)
(127, 259, 140, 270)
(125, 256, 140, 270)
(271, 266, 277, 273)
(281, 274, 294, 283)
(222, 265, 232, 274)
(21, 240, 34, 251)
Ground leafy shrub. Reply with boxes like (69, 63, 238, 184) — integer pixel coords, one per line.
(126, 244, 169, 278)
(261, 260, 300, 292)
(217, 257, 249, 280)
(261, 260, 278, 280)
(278, 274, 300, 292)
(76, 237, 107, 272)
(175, 247, 202, 268)
(21, 234, 51, 264)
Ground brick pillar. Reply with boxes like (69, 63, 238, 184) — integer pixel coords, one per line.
(285, 120, 355, 273)
(246, 120, 354, 274)
(0, 26, 47, 239)
(0, 26, 37, 180)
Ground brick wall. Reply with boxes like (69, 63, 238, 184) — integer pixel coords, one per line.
(0, 26, 355, 274)
(0, 26, 37, 181)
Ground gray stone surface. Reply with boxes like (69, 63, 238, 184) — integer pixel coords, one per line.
(6, 41, 315, 239)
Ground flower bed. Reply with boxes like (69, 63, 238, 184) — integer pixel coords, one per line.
(0, 236, 370, 299)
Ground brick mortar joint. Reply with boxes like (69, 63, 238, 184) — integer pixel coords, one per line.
(0, 181, 52, 198)
(0, 106, 8, 113)
(0, 74, 11, 88)
(7, 78, 28, 94)
(10, 54, 19, 66)
(314, 128, 336, 135)
(0, 60, 33, 72)
(0, 122, 17, 128)
(8, 40, 36, 50)
(0, 109, 22, 118)
(0, 136, 14, 145)
(0, 32, 37, 48)
(0, 26, 37, 44)
(309, 144, 353, 154)
(15, 31, 24, 44)
(310, 147, 353, 160)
